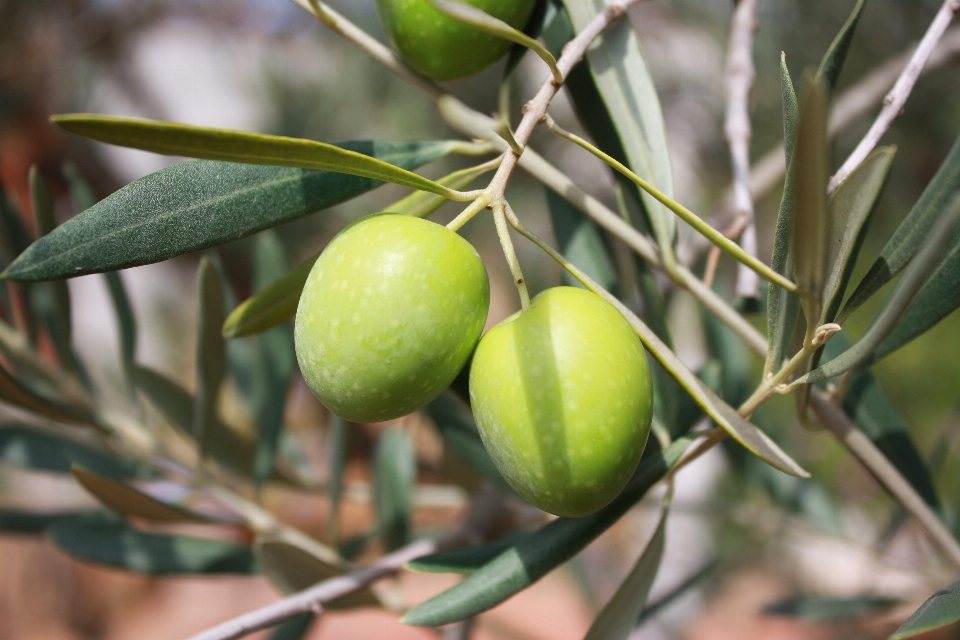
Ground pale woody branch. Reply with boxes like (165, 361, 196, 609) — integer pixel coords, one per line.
(723, 0, 761, 299)
(828, 0, 960, 194)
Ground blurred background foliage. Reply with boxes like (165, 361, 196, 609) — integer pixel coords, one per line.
(1, 0, 960, 638)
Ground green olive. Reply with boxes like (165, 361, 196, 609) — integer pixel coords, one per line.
(295, 214, 489, 422)
(375, 0, 538, 81)
(469, 287, 654, 517)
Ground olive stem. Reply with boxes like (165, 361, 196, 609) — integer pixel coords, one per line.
(446, 196, 489, 232)
(493, 202, 530, 310)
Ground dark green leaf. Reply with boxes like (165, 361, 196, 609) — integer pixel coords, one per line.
(765, 595, 897, 621)
(503, 0, 551, 79)
(560, 0, 676, 263)
(132, 365, 255, 475)
(52, 115, 456, 197)
(424, 392, 513, 494)
(840, 132, 960, 323)
(268, 615, 314, 640)
(867, 223, 960, 365)
(223, 256, 316, 338)
(374, 427, 415, 552)
(71, 466, 219, 524)
(792, 75, 830, 332)
(814, 0, 867, 93)
(0, 424, 150, 479)
(584, 508, 666, 640)
(822, 147, 895, 324)
(891, 576, 960, 639)
(194, 258, 226, 454)
(62, 162, 99, 211)
(255, 536, 378, 609)
(0, 508, 100, 534)
(401, 438, 691, 627)
(47, 514, 256, 574)
(766, 57, 801, 376)
(3, 142, 451, 282)
(547, 187, 617, 292)
(104, 271, 137, 376)
(327, 415, 348, 542)
(0, 356, 96, 425)
(407, 530, 532, 574)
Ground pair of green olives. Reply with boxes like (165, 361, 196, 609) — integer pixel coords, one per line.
(294, 214, 654, 517)
(376, 0, 538, 81)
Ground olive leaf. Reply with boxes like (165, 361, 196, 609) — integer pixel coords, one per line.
(0, 508, 101, 535)
(402, 438, 691, 627)
(814, 0, 867, 94)
(839, 132, 960, 323)
(374, 427, 415, 552)
(255, 534, 379, 609)
(327, 415, 348, 542)
(2, 142, 453, 282)
(47, 513, 256, 575)
(104, 271, 137, 381)
(223, 256, 316, 339)
(583, 507, 667, 640)
(0, 356, 96, 426)
(547, 187, 618, 293)
(560, 0, 677, 268)
(0, 424, 150, 479)
(71, 466, 220, 524)
(764, 596, 898, 621)
(890, 576, 960, 639)
(194, 258, 227, 456)
(406, 530, 532, 574)
(268, 615, 314, 640)
(51, 115, 458, 197)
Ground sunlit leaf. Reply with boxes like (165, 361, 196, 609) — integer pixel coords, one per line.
(255, 534, 378, 609)
(375, 427, 415, 552)
(560, 0, 676, 266)
(52, 115, 457, 197)
(48, 513, 256, 574)
(71, 466, 217, 524)
(840, 133, 960, 323)
(3, 143, 453, 282)
(821, 147, 896, 324)
(890, 576, 960, 639)
(402, 439, 691, 627)
(584, 507, 667, 640)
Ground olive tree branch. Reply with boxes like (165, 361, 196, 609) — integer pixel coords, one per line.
(723, 0, 761, 300)
(828, 0, 960, 194)
(681, 24, 960, 266)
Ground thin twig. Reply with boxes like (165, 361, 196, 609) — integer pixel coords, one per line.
(829, 0, 960, 193)
(702, 214, 748, 288)
(723, 0, 761, 299)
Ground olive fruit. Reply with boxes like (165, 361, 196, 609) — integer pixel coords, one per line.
(469, 287, 653, 517)
(375, 0, 538, 81)
(295, 214, 489, 423)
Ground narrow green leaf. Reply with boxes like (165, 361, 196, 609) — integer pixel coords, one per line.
(387, 161, 497, 220)
(840, 132, 960, 323)
(792, 75, 830, 334)
(255, 535, 378, 609)
(132, 365, 255, 475)
(374, 427, 415, 552)
(62, 162, 98, 211)
(104, 271, 137, 377)
(327, 414, 348, 542)
(424, 392, 513, 494)
(223, 256, 315, 339)
(503, 0, 552, 79)
(52, 115, 456, 198)
(429, 0, 561, 82)
(799, 200, 960, 384)
(890, 576, 960, 639)
(561, 0, 677, 267)
(194, 258, 226, 455)
(29, 166, 56, 236)
(765, 595, 897, 621)
(584, 508, 667, 640)
(0, 508, 99, 534)
(0, 424, 150, 479)
(825, 333, 940, 511)
(3, 143, 452, 283)
(814, 0, 867, 93)
(0, 357, 96, 425)
(821, 146, 896, 324)
(547, 187, 618, 292)
(47, 514, 256, 575)
(401, 439, 691, 627)
(71, 466, 218, 524)
(268, 615, 314, 640)
(407, 531, 532, 574)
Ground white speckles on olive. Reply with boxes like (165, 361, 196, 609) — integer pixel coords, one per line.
(295, 214, 489, 423)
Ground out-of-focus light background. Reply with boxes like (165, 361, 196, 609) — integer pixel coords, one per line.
(1, 0, 960, 638)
